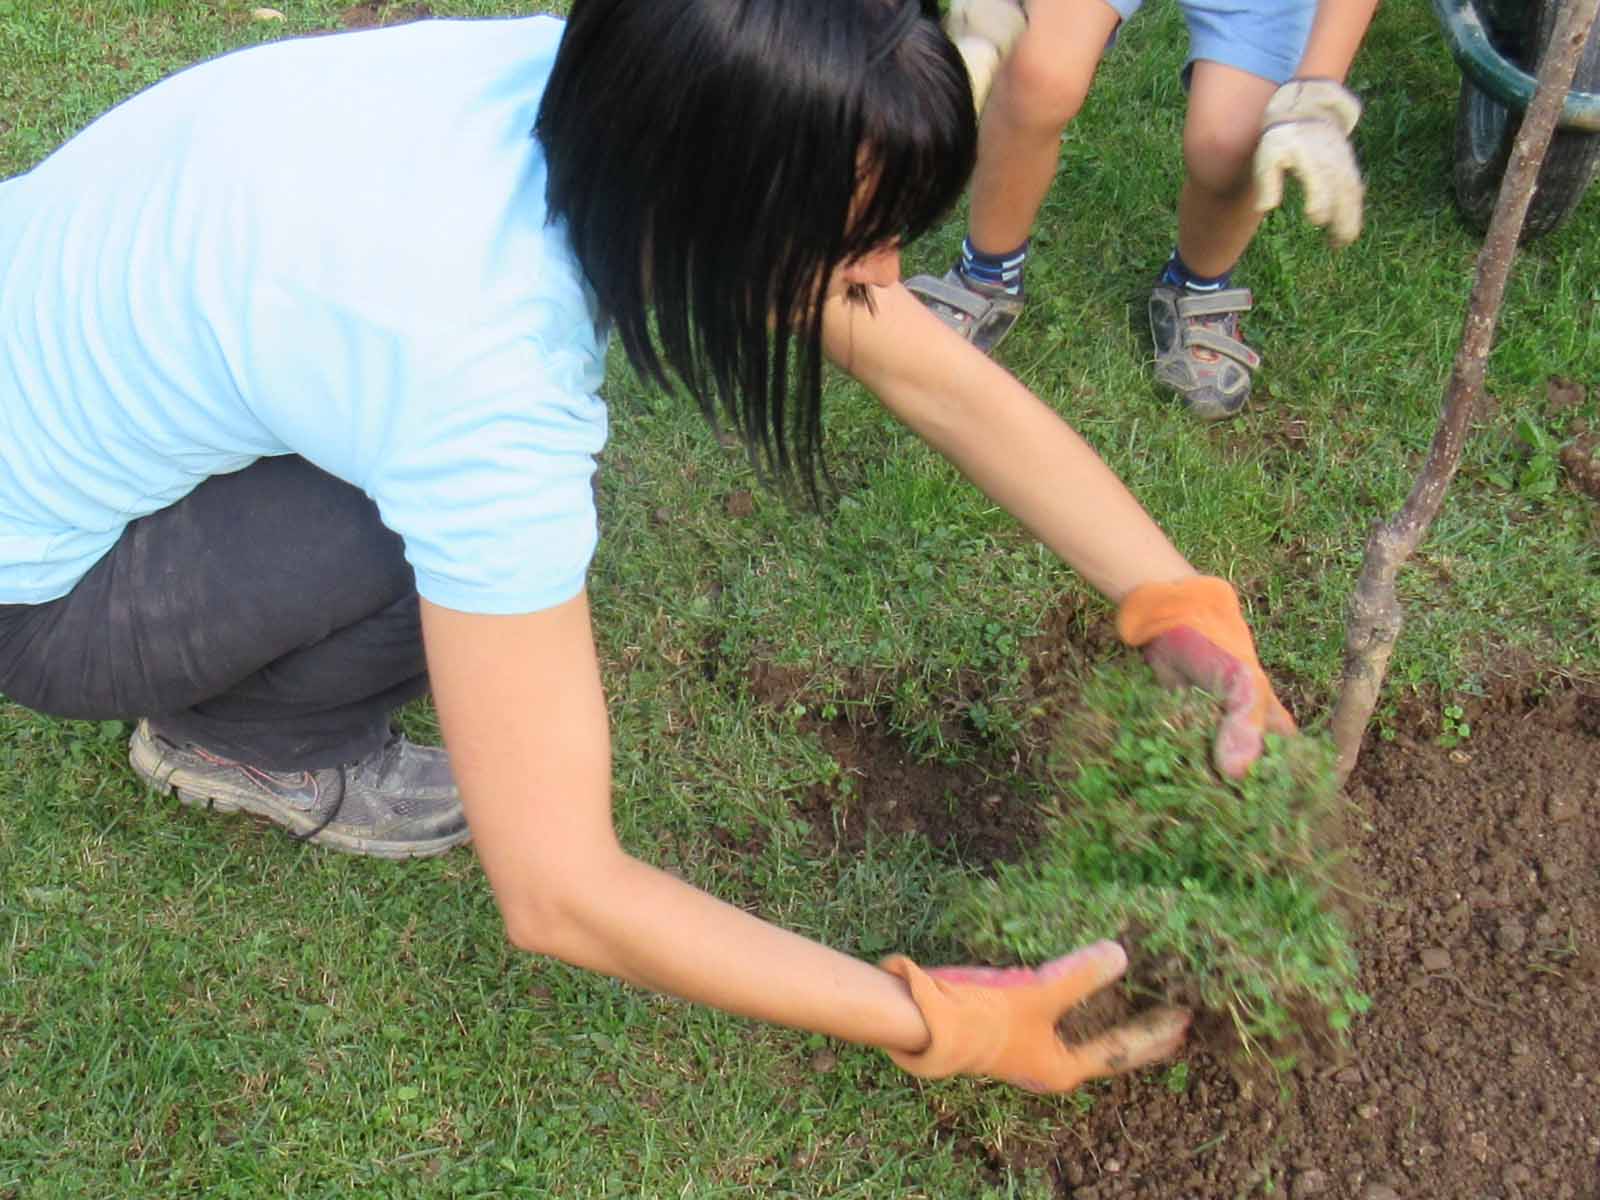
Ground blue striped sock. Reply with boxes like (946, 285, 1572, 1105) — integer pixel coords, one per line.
(959, 237, 1028, 295)
(1161, 250, 1232, 293)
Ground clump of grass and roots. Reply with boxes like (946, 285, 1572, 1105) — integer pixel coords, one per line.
(942, 664, 1368, 1059)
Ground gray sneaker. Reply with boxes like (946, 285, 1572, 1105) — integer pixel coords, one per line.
(1148, 285, 1261, 420)
(130, 720, 470, 859)
(905, 265, 1025, 355)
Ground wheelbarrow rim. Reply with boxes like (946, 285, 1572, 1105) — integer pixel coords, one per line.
(1431, 0, 1600, 131)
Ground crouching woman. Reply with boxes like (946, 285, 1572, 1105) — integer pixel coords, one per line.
(0, 0, 1293, 1091)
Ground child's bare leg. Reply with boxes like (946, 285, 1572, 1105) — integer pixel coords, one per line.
(1173, 61, 1278, 277)
(909, 0, 1120, 351)
(1148, 63, 1280, 420)
(967, 0, 1122, 256)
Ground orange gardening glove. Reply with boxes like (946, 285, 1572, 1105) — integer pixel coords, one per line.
(1116, 575, 1296, 779)
(879, 941, 1190, 1093)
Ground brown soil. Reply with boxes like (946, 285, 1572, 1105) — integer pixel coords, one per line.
(1561, 430, 1600, 502)
(338, 1, 431, 30)
(748, 657, 1044, 866)
(764, 664, 1600, 1199)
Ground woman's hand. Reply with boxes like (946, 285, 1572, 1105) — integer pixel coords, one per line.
(1116, 576, 1296, 777)
(882, 942, 1190, 1092)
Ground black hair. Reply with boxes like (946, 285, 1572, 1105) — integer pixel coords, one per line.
(536, 0, 977, 494)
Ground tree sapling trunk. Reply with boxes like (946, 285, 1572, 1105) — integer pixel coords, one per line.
(1329, 0, 1600, 783)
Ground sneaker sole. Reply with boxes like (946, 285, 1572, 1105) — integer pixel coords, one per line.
(130, 730, 470, 860)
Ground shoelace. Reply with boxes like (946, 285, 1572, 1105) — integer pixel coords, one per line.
(296, 735, 412, 843)
(292, 769, 347, 844)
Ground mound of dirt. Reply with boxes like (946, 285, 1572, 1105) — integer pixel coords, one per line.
(1561, 431, 1600, 502)
(763, 652, 1598, 1197)
(982, 682, 1600, 1200)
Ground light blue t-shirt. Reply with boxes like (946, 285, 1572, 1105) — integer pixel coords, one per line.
(0, 15, 608, 614)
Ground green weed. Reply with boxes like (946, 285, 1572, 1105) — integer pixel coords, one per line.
(1436, 700, 1472, 748)
(941, 665, 1366, 1056)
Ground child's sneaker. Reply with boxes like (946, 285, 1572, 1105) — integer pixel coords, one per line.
(906, 265, 1026, 355)
(1147, 284, 1261, 420)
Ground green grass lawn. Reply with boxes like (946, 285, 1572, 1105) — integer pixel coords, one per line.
(3, 1, 1598, 1196)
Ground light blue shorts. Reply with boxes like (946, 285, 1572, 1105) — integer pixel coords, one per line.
(1105, 0, 1316, 85)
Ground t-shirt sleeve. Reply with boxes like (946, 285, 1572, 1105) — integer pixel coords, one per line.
(364, 331, 609, 616)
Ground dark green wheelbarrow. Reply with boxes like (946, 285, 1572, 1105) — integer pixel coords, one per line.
(1433, 0, 1600, 238)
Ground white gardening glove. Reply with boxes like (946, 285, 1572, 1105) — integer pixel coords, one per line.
(1252, 78, 1365, 248)
(946, 0, 1027, 113)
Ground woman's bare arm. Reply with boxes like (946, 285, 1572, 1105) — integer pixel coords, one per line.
(420, 592, 932, 1052)
(822, 282, 1195, 602)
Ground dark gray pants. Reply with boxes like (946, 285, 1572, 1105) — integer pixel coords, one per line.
(0, 456, 428, 771)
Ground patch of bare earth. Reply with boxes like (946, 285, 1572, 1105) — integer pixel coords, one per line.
(755, 652, 1600, 1199)
(1002, 681, 1600, 1200)
(338, 2, 431, 30)
(746, 658, 1043, 864)
(1561, 430, 1600, 502)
